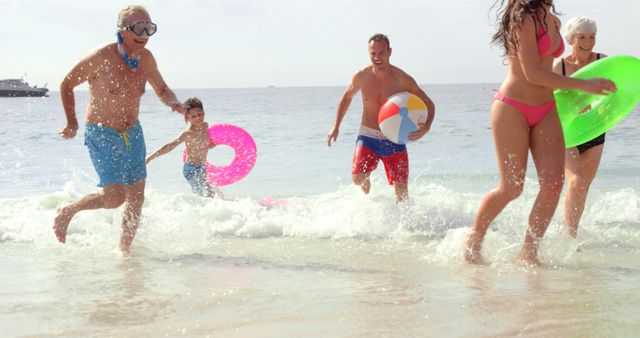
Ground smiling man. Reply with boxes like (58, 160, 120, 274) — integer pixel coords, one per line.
(327, 33, 435, 202)
(54, 5, 184, 254)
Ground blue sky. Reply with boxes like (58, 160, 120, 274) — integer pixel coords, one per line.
(2, 0, 639, 89)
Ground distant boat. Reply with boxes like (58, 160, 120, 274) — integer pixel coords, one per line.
(0, 79, 49, 97)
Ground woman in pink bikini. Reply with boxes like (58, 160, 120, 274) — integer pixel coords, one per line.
(464, 0, 616, 266)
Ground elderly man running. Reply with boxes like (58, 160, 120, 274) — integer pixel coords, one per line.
(54, 5, 184, 254)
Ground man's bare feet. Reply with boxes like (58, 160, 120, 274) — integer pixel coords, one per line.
(53, 205, 74, 243)
(118, 228, 137, 255)
(360, 178, 371, 194)
(118, 237, 132, 256)
(116, 243, 132, 256)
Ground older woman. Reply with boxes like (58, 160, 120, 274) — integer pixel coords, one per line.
(553, 16, 606, 238)
(464, 1, 616, 266)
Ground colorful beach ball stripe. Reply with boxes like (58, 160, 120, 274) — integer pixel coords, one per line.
(378, 92, 428, 144)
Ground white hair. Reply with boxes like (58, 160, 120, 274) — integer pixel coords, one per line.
(563, 16, 597, 42)
(117, 5, 150, 28)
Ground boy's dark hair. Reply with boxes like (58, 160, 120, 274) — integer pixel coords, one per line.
(184, 97, 203, 111)
(183, 97, 204, 122)
(368, 33, 390, 48)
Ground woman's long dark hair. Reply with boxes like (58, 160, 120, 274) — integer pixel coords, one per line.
(491, 0, 558, 55)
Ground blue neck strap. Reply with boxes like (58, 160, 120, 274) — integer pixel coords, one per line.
(116, 32, 139, 70)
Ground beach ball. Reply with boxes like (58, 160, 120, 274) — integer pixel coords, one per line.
(378, 92, 428, 144)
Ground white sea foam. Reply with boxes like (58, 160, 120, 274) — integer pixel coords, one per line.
(2, 174, 638, 261)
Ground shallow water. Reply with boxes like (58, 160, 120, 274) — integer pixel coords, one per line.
(1, 85, 639, 336)
(3, 236, 640, 337)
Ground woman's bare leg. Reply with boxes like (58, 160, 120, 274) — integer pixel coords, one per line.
(518, 110, 565, 266)
(563, 145, 604, 237)
(465, 102, 529, 263)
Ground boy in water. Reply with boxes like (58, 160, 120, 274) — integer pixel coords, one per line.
(146, 97, 223, 198)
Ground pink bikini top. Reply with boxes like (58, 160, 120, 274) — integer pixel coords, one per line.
(537, 22, 564, 59)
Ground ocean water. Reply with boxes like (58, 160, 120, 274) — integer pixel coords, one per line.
(1, 85, 639, 337)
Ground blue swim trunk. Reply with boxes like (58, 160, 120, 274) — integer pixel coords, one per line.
(183, 163, 216, 196)
(352, 127, 408, 184)
(84, 121, 147, 187)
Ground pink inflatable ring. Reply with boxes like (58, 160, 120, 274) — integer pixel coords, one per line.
(182, 124, 257, 186)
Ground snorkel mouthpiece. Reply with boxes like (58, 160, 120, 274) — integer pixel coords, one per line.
(116, 32, 139, 70)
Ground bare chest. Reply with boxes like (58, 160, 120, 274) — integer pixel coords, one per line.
(185, 130, 211, 149)
(360, 78, 407, 108)
(565, 58, 598, 77)
(88, 56, 148, 97)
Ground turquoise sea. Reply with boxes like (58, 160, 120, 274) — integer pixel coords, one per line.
(1, 85, 639, 336)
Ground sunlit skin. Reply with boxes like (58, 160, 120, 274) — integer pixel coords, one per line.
(146, 108, 217, 165)
(556, 32, 600, 75)
(327, 39, 436, 202)
(464, 3, 616, 266)
(58, 11, 184, 135)
(182, 109, 216, 164)
(552, 29, 606, 238)
(54, 9, 185, 254)
(145, 107, 223, 198)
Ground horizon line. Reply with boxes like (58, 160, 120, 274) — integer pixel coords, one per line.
(41, 81, 502, 93)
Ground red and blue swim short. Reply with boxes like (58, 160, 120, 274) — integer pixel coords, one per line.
(352, 133, 408, 185)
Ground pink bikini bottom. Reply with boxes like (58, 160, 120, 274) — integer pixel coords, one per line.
(493, 91, 556, 127)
